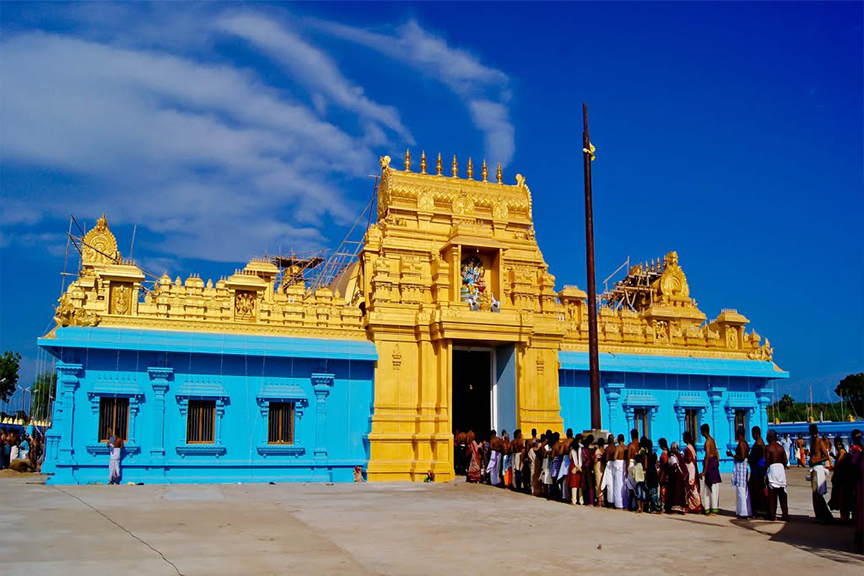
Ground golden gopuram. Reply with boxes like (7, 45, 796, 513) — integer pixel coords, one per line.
(39, 150, 785, 486)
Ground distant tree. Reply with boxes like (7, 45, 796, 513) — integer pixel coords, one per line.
(835, 373, 864, 416)
(31, 370, 57, 420)
(0, 351, 21, 402)
(779, 394, 795, 412)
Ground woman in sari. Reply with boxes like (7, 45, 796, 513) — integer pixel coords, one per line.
(658, 438, 670, 512)
(828, 437, 853, 521)
(748, 426, 769, 519)
(465, 431, 483, 483)
(682, 444, 704, 514)
(668, 442, 687, 514)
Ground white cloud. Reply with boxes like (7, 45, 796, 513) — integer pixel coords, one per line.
(215, 12, 414, 144)
(313, 18, 515, 165)
(0, 31, 372, 262)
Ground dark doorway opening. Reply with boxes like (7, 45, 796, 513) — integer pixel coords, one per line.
(453, 349, 492, 439)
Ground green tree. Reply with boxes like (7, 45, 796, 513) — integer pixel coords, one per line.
(835, 373, 864, 416)
(0, 351, 21, 402)
(31, 370, 57, 421)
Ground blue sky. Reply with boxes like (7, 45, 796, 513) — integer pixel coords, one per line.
(1, 2, 861, 409)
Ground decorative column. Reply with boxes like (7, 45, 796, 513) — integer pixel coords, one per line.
(56, 362, 83, 464)
(756, 387, 773, 434)
(724, 406, 737, 451)
(674, 406, 686, 441)
(707, 383, 726, 440)
(311, 373, 334, 481)
(603, 382, 625, 434)
(147, 366, 173, 461)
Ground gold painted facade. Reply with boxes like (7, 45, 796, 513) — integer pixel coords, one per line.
(50, 154, 776, 482)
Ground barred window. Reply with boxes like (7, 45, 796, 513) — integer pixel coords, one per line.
(268, 402, 294, 444)
(734, 409, 748, 435)
(634, 408, 648, 439)
(187, 400, 215, 444)
(98, 397, 129, 441)
(685, 409, 699, 439)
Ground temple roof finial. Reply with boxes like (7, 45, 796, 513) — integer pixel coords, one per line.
(404, 149, 411, 171)
(451, 154, 458, 178)
(481, 159, 488, 182)
(436, 153, 442, 175)
(496, 163, 503, 184)
(466, 158, 474, 180)
(420, 151, 427, 174)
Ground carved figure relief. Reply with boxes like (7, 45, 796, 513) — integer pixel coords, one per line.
(492, 201, 508, 220)
(452, 194, 474, 216)
(418, 191, 435, 211)
(235, 291, 256, 321)
(109, 283, 133, 315)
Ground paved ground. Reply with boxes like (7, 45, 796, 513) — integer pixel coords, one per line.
(1, 471, 861, 576)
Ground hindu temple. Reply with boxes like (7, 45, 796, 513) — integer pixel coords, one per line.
(37, 151, 787, 484)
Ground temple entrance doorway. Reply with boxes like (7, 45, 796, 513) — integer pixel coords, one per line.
(452, 348, 494, 439)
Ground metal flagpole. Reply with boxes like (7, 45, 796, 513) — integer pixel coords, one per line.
(582, 103, 602, 431)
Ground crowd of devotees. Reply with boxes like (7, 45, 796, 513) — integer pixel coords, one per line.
(454, 424, 863, 525)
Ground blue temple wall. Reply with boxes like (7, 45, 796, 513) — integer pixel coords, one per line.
(558, 352, 788, 472)
(38, 327, 377, 485)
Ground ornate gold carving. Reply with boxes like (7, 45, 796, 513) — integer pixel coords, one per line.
(418, 191, 434, 211)
(82, 214, 119, 265)
(492, 201, 508, 220)
(452, 194, 474, 216)
(380, 155, 391, 170)
(392, 344, 402, 370)
(109, 283, 133, 315)
(234, 291, 256, 321)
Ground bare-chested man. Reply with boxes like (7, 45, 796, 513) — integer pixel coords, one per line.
(603, 434, 617, 507)
(486, 430, 503, 486)
(625, 430, 640, 510)
(795, 434, 807, 467)
(511, 430, 525, 492)
(700, 423, 721, 514)
(727, 426, 751, 518)
(765, 429, 789, 521)
(612, 434, 628, 509)
(809, 423, 833, 523)
(548, 432, 565, 500)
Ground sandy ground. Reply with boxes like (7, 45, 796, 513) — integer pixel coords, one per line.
(0, 471, 861, 576)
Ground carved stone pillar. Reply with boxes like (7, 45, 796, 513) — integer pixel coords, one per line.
(707, 384, 726, 439)
(756, 387, 773, 434)
(56, 362, 82, 463)
(311, 373, 334, 480)
(147, 366, 173, 460)
(604, 382, 625, 434)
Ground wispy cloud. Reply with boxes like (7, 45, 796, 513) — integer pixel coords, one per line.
(215, 12, 413, 145)
(0, 31, 372, 261)
(312, 19, 515, 165)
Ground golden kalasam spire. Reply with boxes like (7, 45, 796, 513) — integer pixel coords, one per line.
(420, 151, 427, 174)
(481, 159, 488, 182)
(496, 163, 503, 184)
(436, 153, 443, 175)
(404, 149, 411, 171)
(466, 158, 474, 180)
(451, 154, 458, 177)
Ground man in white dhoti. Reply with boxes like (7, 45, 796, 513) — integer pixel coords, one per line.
(109, 434, 123, 485)
(808, 424, 833, 523)
(765, 430, 789, 521)
(727, 426, 751, 518)
(487, 431, 502, 486)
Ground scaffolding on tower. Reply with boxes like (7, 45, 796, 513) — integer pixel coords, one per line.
(599, 256, 666, 312)
(306, 176, 379, 295)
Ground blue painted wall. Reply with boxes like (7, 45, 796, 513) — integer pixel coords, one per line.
(558, 352, 788, 472)
(38, 328, 377, 485)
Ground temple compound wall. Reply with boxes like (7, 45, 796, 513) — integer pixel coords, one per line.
(38, 150, 786, 484)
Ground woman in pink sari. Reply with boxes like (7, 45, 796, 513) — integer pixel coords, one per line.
(682, 439, 704, 514)
(466, 431, 482, 483)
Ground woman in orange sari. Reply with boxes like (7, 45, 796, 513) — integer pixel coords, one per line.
(466, 431, 482, 483)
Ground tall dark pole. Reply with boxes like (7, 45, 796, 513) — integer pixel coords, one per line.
(582, 103, 602, 431)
